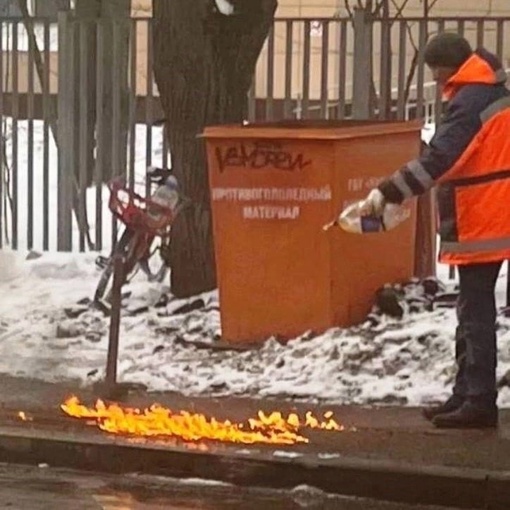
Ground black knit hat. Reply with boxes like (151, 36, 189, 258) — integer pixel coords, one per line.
(424, 33, 473, 69)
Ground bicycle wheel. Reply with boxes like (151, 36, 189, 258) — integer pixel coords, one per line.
(94, 228, 137, 303)
(137, 232, 169, 283)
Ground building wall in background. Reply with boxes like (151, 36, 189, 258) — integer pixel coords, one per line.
(131, 0, 510, 18)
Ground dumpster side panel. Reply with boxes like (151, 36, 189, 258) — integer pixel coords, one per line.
(206, 137, 336, 343)
(330, 131, 421, 326)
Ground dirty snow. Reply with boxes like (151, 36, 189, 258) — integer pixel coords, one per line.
(4, 118, 510, 408)
(2, 249, 510, 408)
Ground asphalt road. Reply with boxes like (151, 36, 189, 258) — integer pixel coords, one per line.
(0, 463, 465, 510)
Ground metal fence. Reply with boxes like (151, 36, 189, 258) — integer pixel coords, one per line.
(250, 14, 510, 123)
(0, 14, 165, 253)
(0, 13, 509, 254)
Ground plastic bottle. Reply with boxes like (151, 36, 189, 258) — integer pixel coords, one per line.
(323, 200, 410, 234)
(148, 176, 180, 221)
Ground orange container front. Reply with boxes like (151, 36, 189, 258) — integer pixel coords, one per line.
(203, 120, 422, 344)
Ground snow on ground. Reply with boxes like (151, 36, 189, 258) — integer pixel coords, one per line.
(2, 249, 510, 408)
(5, 118, 510, 408)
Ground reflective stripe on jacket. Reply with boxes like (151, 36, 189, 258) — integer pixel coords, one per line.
(377, 48, 510, 265)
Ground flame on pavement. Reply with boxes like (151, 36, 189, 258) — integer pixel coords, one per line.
(60, 395, 343, 445)
(17, 411, 33, 422)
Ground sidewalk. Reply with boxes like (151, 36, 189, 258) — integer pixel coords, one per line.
(0, 374, 509, 509)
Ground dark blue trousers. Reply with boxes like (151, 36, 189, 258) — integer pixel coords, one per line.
(453, 261, 503, 408)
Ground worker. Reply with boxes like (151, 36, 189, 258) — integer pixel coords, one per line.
(360, 32, 510, 428)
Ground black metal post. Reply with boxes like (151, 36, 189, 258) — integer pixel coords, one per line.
(96, 253, 148, 400)
(105, 253, 123, 388)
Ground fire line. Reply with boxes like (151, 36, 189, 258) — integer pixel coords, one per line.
(57, 396, 343, 446)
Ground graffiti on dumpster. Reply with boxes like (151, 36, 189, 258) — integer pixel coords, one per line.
(215, 141, 312, 173)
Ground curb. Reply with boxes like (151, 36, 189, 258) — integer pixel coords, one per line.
(0, 426, 506, 509)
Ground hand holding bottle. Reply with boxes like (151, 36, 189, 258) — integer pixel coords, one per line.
(358, 189, 386, 217)
(323, 189, 410, 234)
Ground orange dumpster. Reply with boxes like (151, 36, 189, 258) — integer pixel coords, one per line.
(203, 120, 423, 344)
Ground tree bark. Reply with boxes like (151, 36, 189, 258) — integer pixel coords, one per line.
(152, 0, 277, 298)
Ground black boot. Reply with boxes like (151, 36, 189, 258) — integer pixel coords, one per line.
(422, 395, 464, 422)
(432, 401, 498, 429)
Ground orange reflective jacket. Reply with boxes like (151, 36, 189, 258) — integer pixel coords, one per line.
(439, 54, 510, 265)
(378, 49, 510, 266)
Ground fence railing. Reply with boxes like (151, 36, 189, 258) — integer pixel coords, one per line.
(249, 15, 510, 122)
(0, 13, 509, 254)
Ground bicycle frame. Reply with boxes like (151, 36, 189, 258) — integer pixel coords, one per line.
(93, 173, 179, 305)
(107, 177, 176, 236)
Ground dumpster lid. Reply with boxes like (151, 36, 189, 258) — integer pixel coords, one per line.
(202, 119, 423, 141)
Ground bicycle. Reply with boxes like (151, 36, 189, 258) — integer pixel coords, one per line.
(93, 167, 187, 309)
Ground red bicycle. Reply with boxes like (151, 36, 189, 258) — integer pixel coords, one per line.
(94, 167, 187, 307)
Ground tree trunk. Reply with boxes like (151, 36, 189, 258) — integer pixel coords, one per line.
(152, 0, 277, 298)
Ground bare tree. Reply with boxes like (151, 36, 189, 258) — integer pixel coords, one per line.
(343, 0, 440, 117)
(388, 0, 440, 105)
(152, 0, 277, 298)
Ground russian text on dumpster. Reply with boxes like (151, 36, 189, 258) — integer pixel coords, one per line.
(212, 142, 386, 221)
(211, 186, 332, 221)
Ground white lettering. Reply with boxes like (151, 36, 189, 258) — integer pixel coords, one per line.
(243, 205, 300, 220)
(347, 178, 364, 192)
(211, 186, 332, 203)
(212, 186, 334, 222)
(346, 177, 385, 192)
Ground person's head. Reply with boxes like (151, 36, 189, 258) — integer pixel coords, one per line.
(424, 33, 473, 87)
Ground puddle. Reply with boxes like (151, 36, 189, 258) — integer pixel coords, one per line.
(0, 464, 460, 510)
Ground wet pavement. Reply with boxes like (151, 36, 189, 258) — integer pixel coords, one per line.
(0, 463, 461, 509)
(3, 374, 510, 472)
(0, 375, 507, 508)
